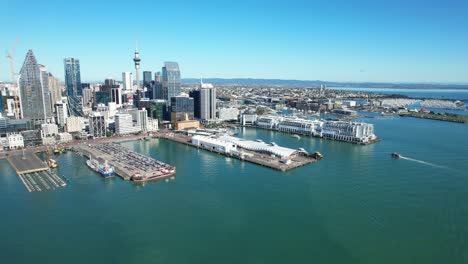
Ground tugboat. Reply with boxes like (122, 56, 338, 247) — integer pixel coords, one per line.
(391, 153, 401, 159)
(312, 151, 324, 159)
(86, 157, 115, 178)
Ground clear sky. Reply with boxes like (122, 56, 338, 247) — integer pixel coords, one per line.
(1, 0, 467, 83)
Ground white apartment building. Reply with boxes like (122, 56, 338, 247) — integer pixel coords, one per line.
(115, 113, 141, 135)
(66, 116, 84, 133)
(56, 101, 68, 127)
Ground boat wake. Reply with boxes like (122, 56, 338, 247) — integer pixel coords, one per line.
(399, 156, 447, 169)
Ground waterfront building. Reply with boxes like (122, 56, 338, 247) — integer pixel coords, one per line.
(20, 130, 42, 146)
(218, 107, 239, 121)
(162, 62, 181, 105)
(241, 114, 258, 126)
(122, 72, 133, 92)
(5, 133, 24, 150)
(55, 101, 68, 127)
(66, 116, 84, 133)
(129, 108, 148, 132)
(64, 57, 83, 116)
(170, 96, 194, 127)
(115, 113, 141, 135)
(249, 115, 377, 144)
(321, 121, 376, 143)
(41, 123, 59, 137)
(191, 135, 237, 154)
(19, 50, 53, 123)
(88, 112, 107, 138)
(147, 118, 159, 132)
(175, 120, 200, 130)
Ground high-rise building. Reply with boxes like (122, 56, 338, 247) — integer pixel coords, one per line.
(162, 62, 181, 105)
(170, 96, 194, 126)
(48, 73, 61, 106)
(110, 87, 122, 106)
(19, 50, 52, 122)
(122, 72, 133, 92)
(200, 82, 216, 120)
(0, 91, 4, 115)
(55, 101, 68, 127)
(82, 88, 94, 107)
(189, 90, 201, 118)
(133, 48, 141, 90)
(138, 108, 148, 132)
(39, 65, 53, 118)
(88, 112, 106, 138)
(64, 57, 83, 116)
(143, 71, 152, 88)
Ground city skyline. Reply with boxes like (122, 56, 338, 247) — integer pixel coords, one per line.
(1, 0, 468, 83)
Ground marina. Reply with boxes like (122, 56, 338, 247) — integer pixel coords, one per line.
(73, 142, 175, 182)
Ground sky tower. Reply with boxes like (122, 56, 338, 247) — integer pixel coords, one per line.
(133, 44, 141, 91)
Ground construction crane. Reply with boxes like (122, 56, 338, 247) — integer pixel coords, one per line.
(6, 37, 21, 119)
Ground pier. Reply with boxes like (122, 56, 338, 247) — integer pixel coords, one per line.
(155, 132, 317, 172)
(6, 151, 67, 192)
(73, 143, 175, 181)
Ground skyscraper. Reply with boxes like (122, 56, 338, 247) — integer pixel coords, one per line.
(19, 50, 51, 122)
(48, 73, 61, 106)
(200, 82, 217, 120)
(55, 101, 68, 127)
(64, 57, 83, 116)
(143, 71, 152, 88)
(162, 62, 181, 106)
(122, 72, 133, 92)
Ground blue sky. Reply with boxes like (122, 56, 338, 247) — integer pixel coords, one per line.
(1, 0, 467, 83)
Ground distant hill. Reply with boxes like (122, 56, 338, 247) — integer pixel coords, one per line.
(182, 78, 468, 89)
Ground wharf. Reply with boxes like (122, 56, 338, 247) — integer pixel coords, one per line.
(6, 151, 67, 192)
(73, 143, 175, 181)
(7, 152, 49, 174)
(155, 133, 316, 172)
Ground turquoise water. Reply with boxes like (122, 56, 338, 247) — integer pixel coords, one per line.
(1, 117, 468, 263)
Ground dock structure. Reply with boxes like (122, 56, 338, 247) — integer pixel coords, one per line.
(7, 152, 49, 174)
(73, 143, 175, 181)
(7, 151, 67, 192)
(156, 132, 317, 172)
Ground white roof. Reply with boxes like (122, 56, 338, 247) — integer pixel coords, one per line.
(218, 135, 298, 158)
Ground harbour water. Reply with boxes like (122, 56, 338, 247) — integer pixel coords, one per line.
(1, 116, 468, 263)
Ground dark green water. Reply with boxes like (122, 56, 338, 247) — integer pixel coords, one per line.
(1, 117, 467, 263)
